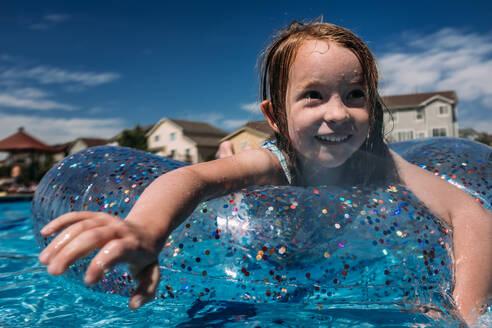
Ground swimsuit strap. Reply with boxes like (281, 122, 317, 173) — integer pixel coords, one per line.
(262, 140, 292, 184)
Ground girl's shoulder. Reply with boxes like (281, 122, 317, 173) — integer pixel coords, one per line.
(205, 147, 288, 187)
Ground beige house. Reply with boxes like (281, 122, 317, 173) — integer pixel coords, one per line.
(49, 138, 108, 162)
(220, 121, 274, 154)
(52, 142, 72, 162)
(147, 118, 226, 163)
(68, 138, 109, 155)
(382, 91, 458, 142)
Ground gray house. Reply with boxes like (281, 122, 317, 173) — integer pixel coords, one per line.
(382, 91, 458, 142)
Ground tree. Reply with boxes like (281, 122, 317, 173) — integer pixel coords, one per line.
(475, 133, 492, 146)
(118, 125, 148, 151)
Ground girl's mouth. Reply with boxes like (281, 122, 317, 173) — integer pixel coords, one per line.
(315, 134, 352, 143)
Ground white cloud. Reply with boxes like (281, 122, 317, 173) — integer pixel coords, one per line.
(460, 117, 492, 134)
(0, 54, 15, 62)
(179, 112, 248, 131)
(29, 23, 50, 30)
(44, 14, 71, 23)
(378, 28, 492, 132)
(379, 28, 492, 107)
(88, 106, 104, 114)
(191, 112, 225, 126)
(1, 66, 120, 86)
(11, 87, 49, 99)
(222, 119, 248, 129)
(29, 13, 71, 30)
(0, 93, 75, 110)
(0, 64, 121, 112)
(241, 101, 261, 114)
(0, 113, 125, 144)
(0, 87, 76, 111)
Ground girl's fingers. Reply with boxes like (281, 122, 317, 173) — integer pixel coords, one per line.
(129, 262, 160, 310)
(40, 212, 160, 310)
(83, 238, 136, 284)
(39, 217, 106, 264)
(47, 225, 120, 276)
(41, 211, 108, 236)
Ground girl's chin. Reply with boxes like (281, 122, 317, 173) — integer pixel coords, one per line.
(298, 157, 347, 171)
(300, 154, 351, 169)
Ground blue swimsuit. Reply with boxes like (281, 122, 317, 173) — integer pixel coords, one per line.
(261, 140, 292, 184)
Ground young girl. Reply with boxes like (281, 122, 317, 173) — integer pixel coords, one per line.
(38, 20, 492, 326)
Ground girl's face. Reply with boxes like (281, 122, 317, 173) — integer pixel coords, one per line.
(285, 39, 369, 182)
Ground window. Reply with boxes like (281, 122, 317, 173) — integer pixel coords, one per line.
(432, 128, 447, 137)
(416, 108, 424, 120)
(169, 149, 175, 158)
(417, 132, 426, 139)
(170, 132, 176, 141)
(438, 106, 449, 116)
(185, 148, 192, 162)
(241, 140, 248, 150)
(397, 130, 414, 142)
(154, 135, 160, 142)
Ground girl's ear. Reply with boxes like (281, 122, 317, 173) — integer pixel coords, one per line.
(260, 100, 280, 133)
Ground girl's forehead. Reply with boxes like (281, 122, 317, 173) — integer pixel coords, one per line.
(289, 39, 363, 85)
(298, 38, 331, 54)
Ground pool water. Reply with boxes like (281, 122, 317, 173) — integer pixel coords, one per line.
(0, 200, 483, 328)
(4, 138, 492, 327)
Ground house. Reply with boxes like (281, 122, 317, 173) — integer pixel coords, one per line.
(52, 142, 73, 162)
(146, 118, 226, 163)
(67, 138, 109, 155)
(382, 91, 458, 142)
(220, 120, 274, 154)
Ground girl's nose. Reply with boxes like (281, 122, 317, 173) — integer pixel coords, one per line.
(323, 96, 350, 124)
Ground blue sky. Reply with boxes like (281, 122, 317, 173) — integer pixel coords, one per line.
(0, 0, 491, 144)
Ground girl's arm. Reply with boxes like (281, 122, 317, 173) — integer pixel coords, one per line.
(125, 147, 287, 246)
(392, 151, 492, 325)
(39, 148, 286, 309)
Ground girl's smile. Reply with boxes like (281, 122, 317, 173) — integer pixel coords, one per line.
(285, 39, 369, 184)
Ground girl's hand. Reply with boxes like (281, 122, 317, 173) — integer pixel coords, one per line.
(38, 211, 162, 309)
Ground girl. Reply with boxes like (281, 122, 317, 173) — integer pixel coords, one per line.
(38, 20, 492, 326)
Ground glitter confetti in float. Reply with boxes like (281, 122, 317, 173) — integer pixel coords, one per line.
(31, 138, 491, 325)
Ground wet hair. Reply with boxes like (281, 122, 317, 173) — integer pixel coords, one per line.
(259, 18, 399, 186)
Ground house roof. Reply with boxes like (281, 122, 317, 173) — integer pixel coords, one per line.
(52, 141, 73, 153)
(169, 119, 226, 137)
(221, 120, 275, 142)
(382, 91, 458, 109)
(147, 118, 227, 147)
(244, 121, 275, 135)
(190, 136, 227, 147)
(73, 138, 108, 147)
(0, 127, 58, 153)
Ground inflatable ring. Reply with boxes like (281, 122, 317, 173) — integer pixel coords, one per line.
(32, 138, 491, 323)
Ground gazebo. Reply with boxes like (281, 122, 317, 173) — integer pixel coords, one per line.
(0, 127, 58, 167)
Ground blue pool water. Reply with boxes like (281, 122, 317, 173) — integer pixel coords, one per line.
(0, 199, 484, 327)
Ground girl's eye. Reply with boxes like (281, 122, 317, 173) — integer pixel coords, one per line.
(347, 89, 366, 100)
(304, 91, 322, 101)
